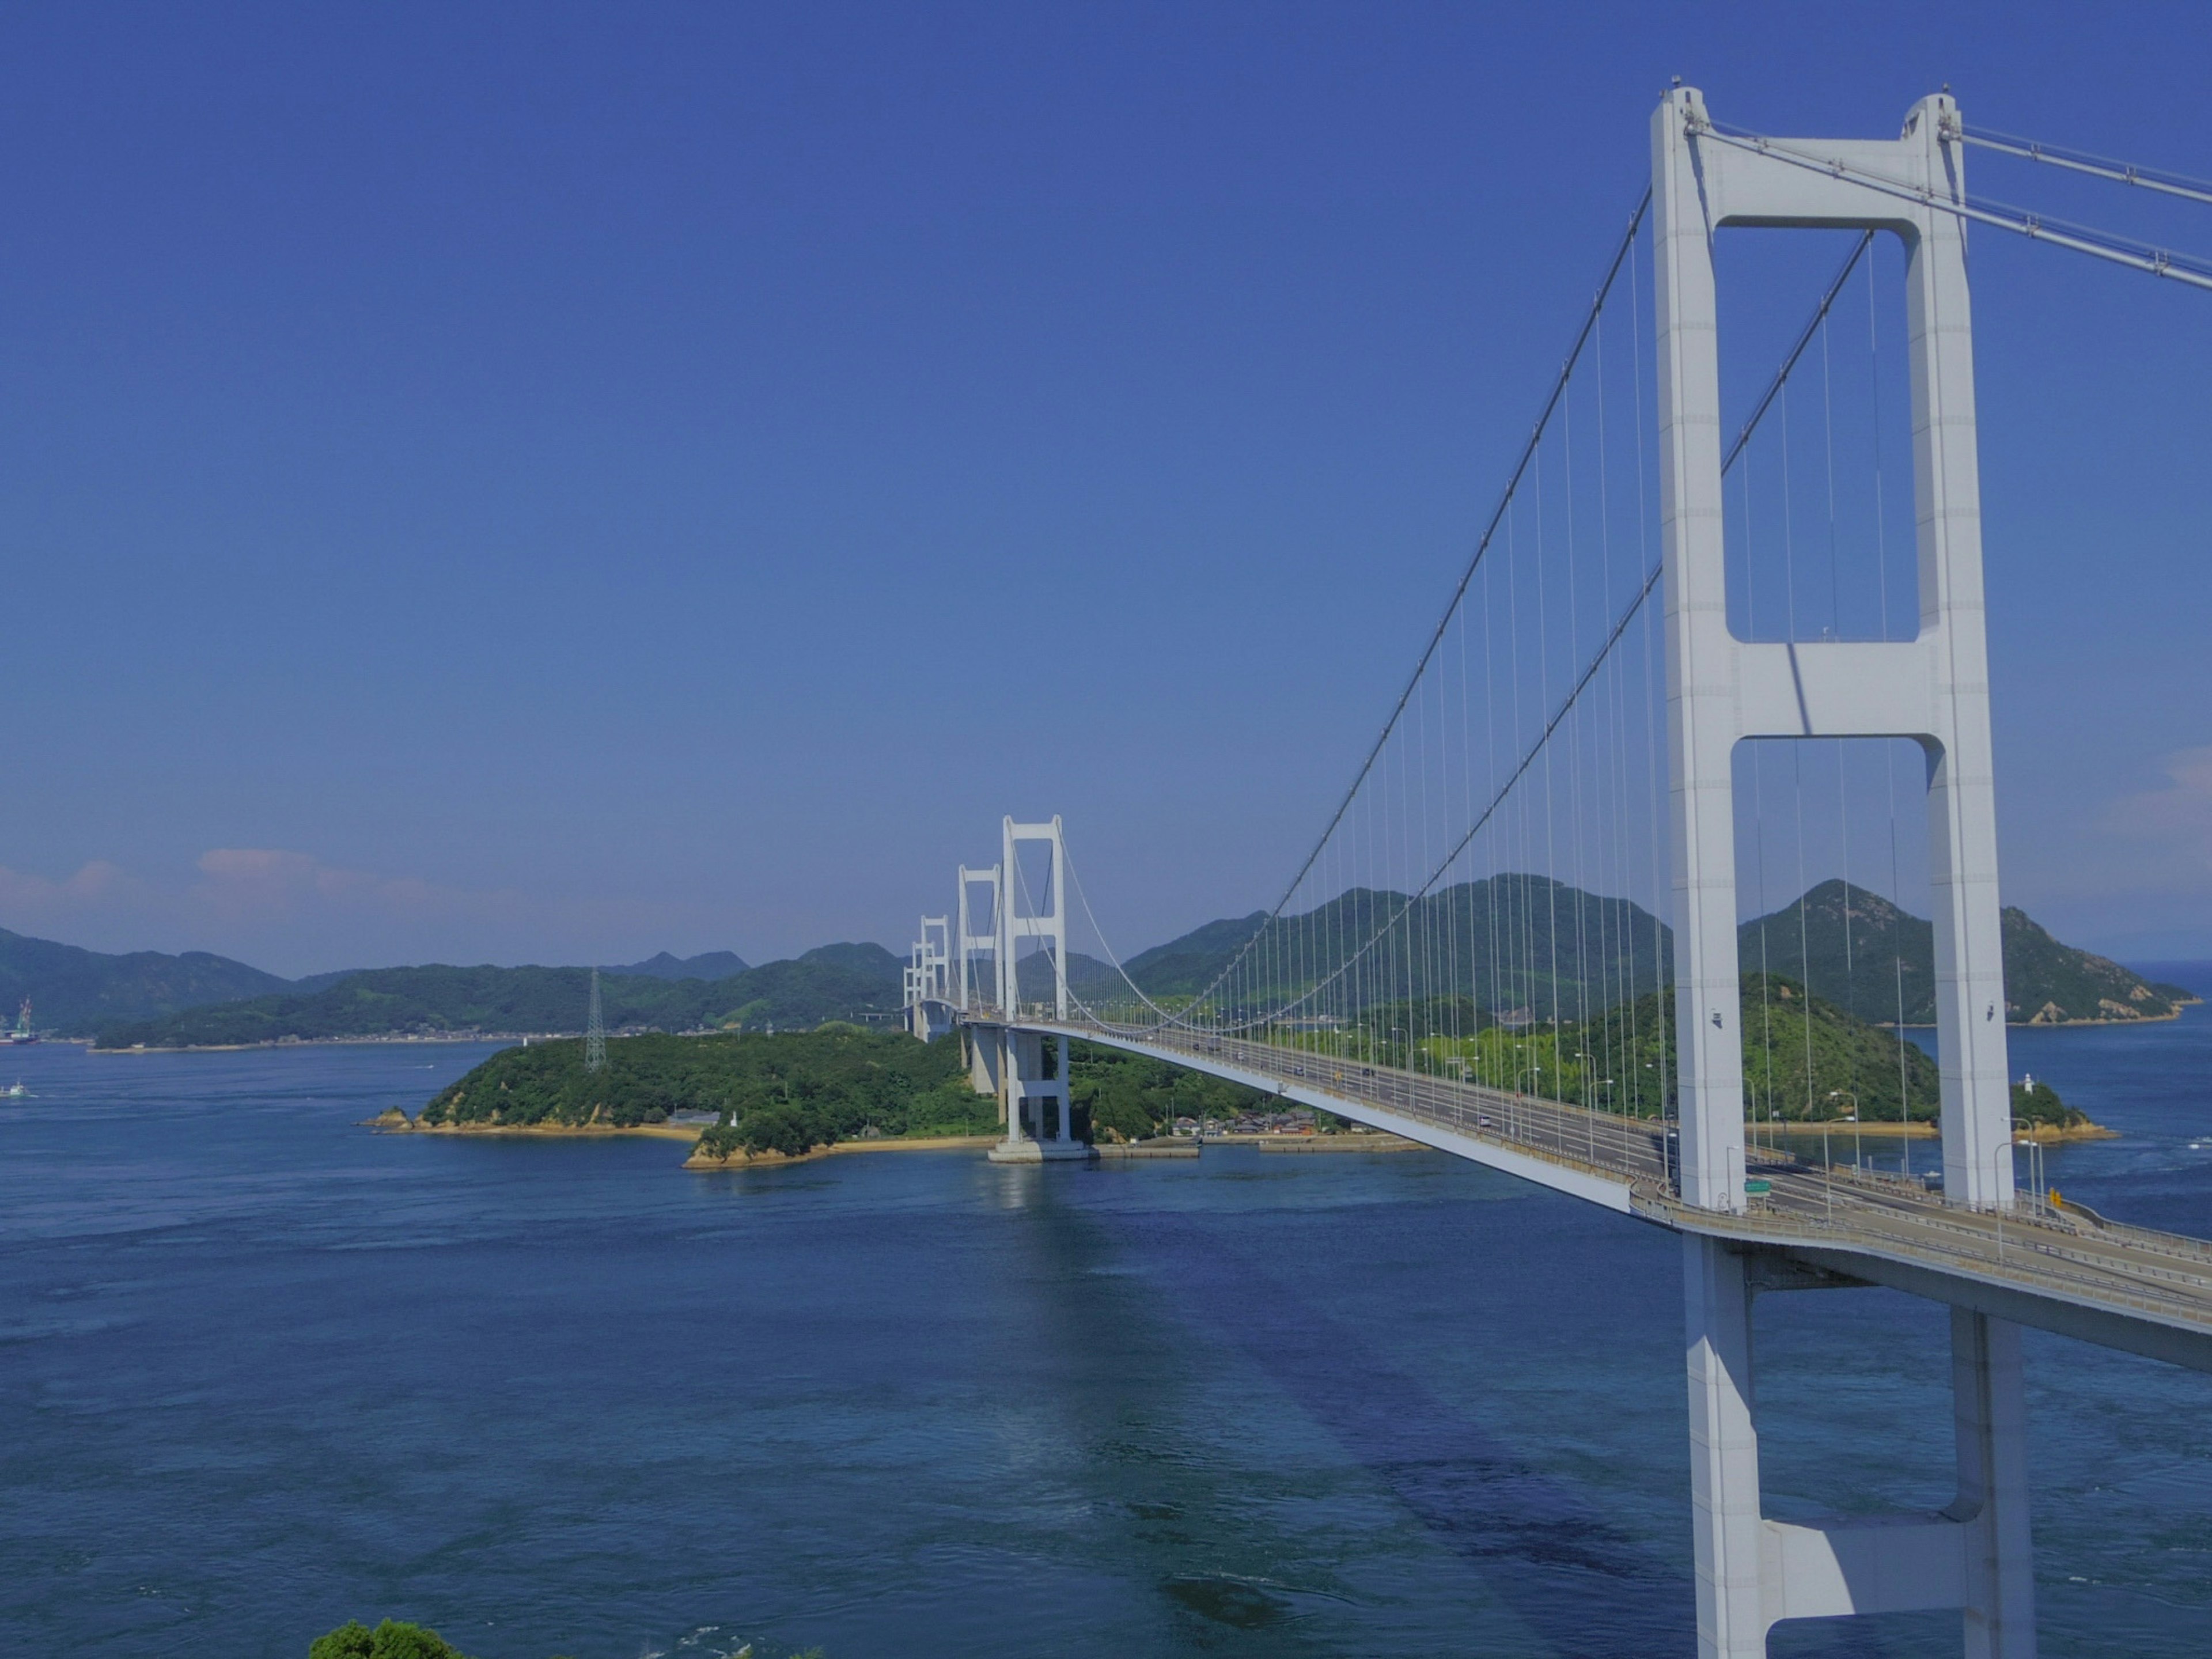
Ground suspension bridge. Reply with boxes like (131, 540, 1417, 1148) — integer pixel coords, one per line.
(902, 89, 2212, 1658)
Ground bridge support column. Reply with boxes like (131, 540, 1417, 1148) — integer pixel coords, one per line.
(1684, 1241, 2035, 1657)
(1686, 1237, 1766, 1656)
(1952, 1310, 2037, 1658)
(988, 1028, 1089, 1163)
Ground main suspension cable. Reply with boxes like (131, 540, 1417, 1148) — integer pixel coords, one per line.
(1696, 119, 2212, 293)
(1961, 125, 2212, 210)
(1084, 183, 1910, 1040)
(1182, 191, 1655, 1009)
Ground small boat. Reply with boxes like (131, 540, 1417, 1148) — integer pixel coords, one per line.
(3, 1082, 26, 1097)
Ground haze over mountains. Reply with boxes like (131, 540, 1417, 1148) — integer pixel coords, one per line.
(0, 872, 2192, 1049)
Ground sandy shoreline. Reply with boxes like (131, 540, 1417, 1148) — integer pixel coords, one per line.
(370, 1112, 707, 1142)
(100, 1033, 579, 1054)
(683, 1133, 1000, 1170)
(368, 1112, 1002, 1163)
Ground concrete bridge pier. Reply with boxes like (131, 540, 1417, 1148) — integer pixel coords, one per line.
(1686, 1237, 2036, 1657)
(969, 1024, 1089, 1164)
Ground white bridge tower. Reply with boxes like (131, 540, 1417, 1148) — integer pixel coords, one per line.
(941, 820, 1088, 1164)
(1656, 88, 2032, 1658)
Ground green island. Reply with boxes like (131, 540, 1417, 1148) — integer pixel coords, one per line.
(406, 1024, 1278, 1158)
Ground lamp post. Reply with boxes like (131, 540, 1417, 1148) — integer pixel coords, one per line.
(1826, 1089, 1862, 1171)
(1986, 1135, 2026, 1266)
(2013, 1116, 2045, 1208)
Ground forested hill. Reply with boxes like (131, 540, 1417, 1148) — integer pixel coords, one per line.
(0, 927, 292, 1036)
(92, 944, 903, 1049)
(1739, 880, 2196, 1026)
(611, 950, 750, 982)
(1124, 876, 1669, 1021)
(1132, 876, 2191, 1029)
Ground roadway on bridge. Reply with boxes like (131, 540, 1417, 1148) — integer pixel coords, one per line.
(1009, 1016, 2212, 1371)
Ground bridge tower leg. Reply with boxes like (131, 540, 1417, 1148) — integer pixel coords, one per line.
(1657, 88, 2028, 1656)
(956, 865, 1000, 1014)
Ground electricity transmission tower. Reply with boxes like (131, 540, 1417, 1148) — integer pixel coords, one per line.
(585, 968, 606, 1073)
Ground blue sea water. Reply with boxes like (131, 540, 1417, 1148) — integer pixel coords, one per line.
(0, 1012, 2206, 1659)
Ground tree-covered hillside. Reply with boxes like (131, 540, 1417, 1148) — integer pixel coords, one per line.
(1339, 972, 2014, 1124)
(92, 944, 904, 1048)
(1739, 879, 2194, 1026)
(611, 949, 749, 981)
(1120, 876, 1668, 1022)
(1072, 1043, 1273, 1141)
(1128, 875, 2186, 1030)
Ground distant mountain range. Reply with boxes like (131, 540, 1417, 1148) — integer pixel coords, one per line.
(92, 943, 902, 1049)
(0, 925, 853, 1046)
(1, 874, 2193, 1051)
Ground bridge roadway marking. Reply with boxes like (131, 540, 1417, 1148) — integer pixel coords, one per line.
(1005, 1017, 2212, 1374)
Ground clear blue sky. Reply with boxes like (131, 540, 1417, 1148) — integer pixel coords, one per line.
(0, 2, 2206, 976)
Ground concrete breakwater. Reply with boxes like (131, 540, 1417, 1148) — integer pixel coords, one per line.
(1255, 1132, 1422, 1153)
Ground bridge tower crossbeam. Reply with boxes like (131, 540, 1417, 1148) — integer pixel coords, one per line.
(955, 865, 999, 1014)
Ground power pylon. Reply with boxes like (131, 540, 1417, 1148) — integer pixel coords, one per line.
(585, 967, 606, 1073)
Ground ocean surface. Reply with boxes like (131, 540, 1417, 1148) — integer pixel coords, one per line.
(0, 1002, 2209, 1658)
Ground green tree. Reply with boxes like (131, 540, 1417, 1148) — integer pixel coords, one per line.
(2011, 1077, 2081, 1128)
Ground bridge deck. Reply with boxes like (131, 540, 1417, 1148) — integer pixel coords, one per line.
(999, 1017, 2212, 1374)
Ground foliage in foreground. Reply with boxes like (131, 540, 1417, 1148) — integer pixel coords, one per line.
(309, 1621, 478, 1659)
(307, 1620, 821, 1659)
